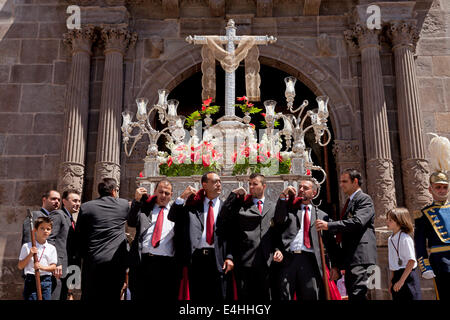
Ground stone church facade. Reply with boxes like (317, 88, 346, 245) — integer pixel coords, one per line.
(0, 0, 448, 299)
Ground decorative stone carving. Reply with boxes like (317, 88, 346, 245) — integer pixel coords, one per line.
(94, 162, 121, 191)
(303, 0, 321, 16)
(402, 159, 432, 218)
(317, 33, 332, 56)
(387, 21, 419, 52)
(58, 163, 85, 195)
(344, 23, 381, 51)
(101, 26, 137, 56)
(162, 0, 179, 19)
(367, 159, 397, 227)
(63, 25, 96, 56)
(332, 140, 361, 164)
(201, 45, 216, 101)
(209, 0, 225, 17)
(256, 0, 273, 17)
(58, 26, 96, 196)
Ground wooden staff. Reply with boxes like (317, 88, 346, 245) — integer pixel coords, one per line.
(317, 229, 331, 300)
(28, 209, 42, 300)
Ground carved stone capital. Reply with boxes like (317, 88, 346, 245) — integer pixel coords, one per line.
(209, 0, 225, 17)
(401, 158, 433, 217)
(63, 25, 96, 56)
(366, 158, 397, 227)
(58, 162, 85, 195)
(101, 26, 137, 56)
(93, 162, 121, 197)
(387, 21, 419, 52)
(344, 24, 381, 51)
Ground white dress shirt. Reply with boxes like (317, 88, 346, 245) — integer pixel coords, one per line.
(388, 231, 417, 271)
(19, 240, 57, 276)
(141, 204, 175, 256)
(289, 204, 314, 253)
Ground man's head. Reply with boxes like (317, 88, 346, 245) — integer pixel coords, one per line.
(429, 172, 449, 202)
(98, 178, 119, 198)
(154, 179, 173, 207)
(201, 171, 222, 199)
(297, 180, 318, 204)
(62, 189, 81, 215)
(34, 216, 53, 243)
(249, 173, 266, 199)
(339, 168, 362, 196)
(42, 190, 61, 212)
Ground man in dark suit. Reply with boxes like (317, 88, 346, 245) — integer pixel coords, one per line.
(48, 189, 81, 300)
(128, 179, 179, 301)
(22, 190, 61, 245)
(75, 178, 130, 300)
(220, 173, 278, 301)
(168, 171, 234, 301)
(317, 168, 377, 300)
(274, 179, 339, 300)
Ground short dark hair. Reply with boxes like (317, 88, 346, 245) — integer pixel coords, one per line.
(62, 189, 81, 200)
(342, 168, 362, 186)
(34, 216, 53, 229)
(201, 171, 217, 184)
(249, 173, 266, 185)
(155, 179, 172, 191)
(98, 178, 118, 197)
(42, 190, 59, 199)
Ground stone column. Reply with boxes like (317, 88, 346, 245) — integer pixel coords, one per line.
(58, 26, 96, 195)
(345, 24, 397, 227)
(93, 26, 137, 198)
(387, 22, 432, 217)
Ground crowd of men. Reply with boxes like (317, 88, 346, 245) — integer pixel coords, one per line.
(20, 167, 449, 301)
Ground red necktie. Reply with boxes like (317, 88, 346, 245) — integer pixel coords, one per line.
(303, 206, 311, 249)
(257, 200, 262, 214)
(206, 200, 214, 245)
(71, 220, 75, 231)
(151, 206, 165, 248)
(336, 198, 350, 244)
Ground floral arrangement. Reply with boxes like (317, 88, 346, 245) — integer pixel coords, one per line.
(159, 136, 223, 176)
(234, 96, 262, 114)
(185, 97, 220, 128)
(231, 133, 292, 176)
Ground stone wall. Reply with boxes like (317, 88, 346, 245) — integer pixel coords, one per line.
(0, 0, 448, 299)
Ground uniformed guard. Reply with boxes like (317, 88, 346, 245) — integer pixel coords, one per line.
(414, 134, 450, 300)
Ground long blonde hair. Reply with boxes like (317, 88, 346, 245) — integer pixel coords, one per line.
(387, 207, 414, 235)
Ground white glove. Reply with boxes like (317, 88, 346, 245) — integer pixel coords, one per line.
(422, 270, 436, 279)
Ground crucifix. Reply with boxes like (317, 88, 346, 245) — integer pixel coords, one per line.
(186, 19, 277, 119)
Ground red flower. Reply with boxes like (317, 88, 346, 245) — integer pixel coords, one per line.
(202, 106, 206, 111)
(177, 153, 186, 164)
(231, 152, 237, 163)
(306, 169, 311, 176)
(249, 123, 255, 130)
(276, 152, 283, 162)
(266, 151, 271, 158)
(247, 103, 254, 107)
(257, 155, 264, 163)
(261, 113, 266, 117)
(139, 171, 143, 178)
(237, 96, 248, 101)
(191, 151, 200, 163)
(202, 154, 211, 167)
(203, 97, 213, 106)
(241, 147, 250, 158)
(167, 156, 173, 167)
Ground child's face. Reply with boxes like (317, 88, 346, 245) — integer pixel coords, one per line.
(34, 223, 52, 241)
(386, 216, 399, 232)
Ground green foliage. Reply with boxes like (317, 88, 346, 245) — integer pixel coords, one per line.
(159, 162, 222, 177)
(201, 105, 220, 115)
(235, 104, 263, 114)
(260, 120, 280, 128)
(232, 158, 291, 176)
(185, 111, 202, 128)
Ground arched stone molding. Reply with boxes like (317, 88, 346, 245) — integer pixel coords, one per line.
(137, 42, 360, 142)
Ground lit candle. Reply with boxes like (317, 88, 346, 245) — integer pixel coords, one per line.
(167, 99, 179, 117)
(136, 97, 148, 120)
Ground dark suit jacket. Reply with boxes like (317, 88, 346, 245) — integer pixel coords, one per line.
(168, 194, 232, 273)
(21, 208, 49, 245)
(74, 196, 130, 265)
(273, 199, 339, 277)
(327, 190, 377, 268)
(220, 192, 276, 268)
(48, 208, 73, 277)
